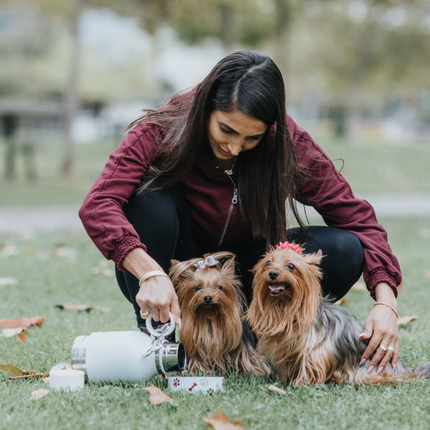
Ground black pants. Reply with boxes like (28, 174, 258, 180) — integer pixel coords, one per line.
(116, 187, 364, 328)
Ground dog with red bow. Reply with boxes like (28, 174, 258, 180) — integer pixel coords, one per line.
(246, 241, 430, 386)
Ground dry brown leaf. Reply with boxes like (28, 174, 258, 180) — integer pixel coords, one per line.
(0, 364, 28, 376)
(397, 315, 417, 325)
(204, 409, 246, 430)
(0, 316, 45, 329)
(143, 384, 173, 405)
(18, 330, 27, 343)
(268, 385, 286, 395)
(31, 389, 50, 400)
(334, 298, 349, 306)
(352, 282, 367, 291)
(55, 304, 110, 312)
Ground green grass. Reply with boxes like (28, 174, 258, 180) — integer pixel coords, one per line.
(1, 217, 430, 429)
(0, 135, 429, 207)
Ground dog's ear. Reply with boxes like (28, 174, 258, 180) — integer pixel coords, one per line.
(221, 255, 236, 275)
(170, 259, 180, 268)
(304, 249, 324, 266)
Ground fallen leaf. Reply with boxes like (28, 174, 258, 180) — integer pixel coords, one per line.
(0, 364, 48, 379)
(91, 260, 115, 277)
(9, 372, 49, 380)
(42, 377, 50, 385)
(18, 330, 27, 343)
(397, 315, 417, 325)
(143, 384, 173, 405)
(352, 282, 366, 291)
(55, 304, 110, 312)
(31, 389, 50, 400)
(54, 246, 76, 259)
(2, 327, 25, 338)
(0, 316, 45, 329)
(334, 298, 349, 306)
(268, 385, 286, 395)
(204, 409, 246, 430)
(0, 278, 18, 287)
(91, 267, 114, 277)
(0, 364, 28, 376)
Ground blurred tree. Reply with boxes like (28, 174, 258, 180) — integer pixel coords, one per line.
(290, 0, 430, 136)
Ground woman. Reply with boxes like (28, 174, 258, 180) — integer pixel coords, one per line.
(79, 51, 401, 376)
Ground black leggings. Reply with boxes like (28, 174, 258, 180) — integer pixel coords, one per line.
(116, 187, 364, 328)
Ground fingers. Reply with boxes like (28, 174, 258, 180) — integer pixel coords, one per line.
(170, 295, 181, 325)
(360, 307, 399, 374)
(136, 276, 178, 324)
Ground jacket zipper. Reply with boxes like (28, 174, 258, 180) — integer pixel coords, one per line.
(218, 175, 238, 247)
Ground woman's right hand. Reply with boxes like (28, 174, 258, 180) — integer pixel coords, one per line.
(136, 275, 181, 324)
(122, 248, 181, 324)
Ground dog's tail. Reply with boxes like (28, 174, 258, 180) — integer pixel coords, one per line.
(411, 362, 430, 379)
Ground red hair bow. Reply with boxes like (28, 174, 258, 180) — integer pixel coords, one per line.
(275, 241, 304, 253)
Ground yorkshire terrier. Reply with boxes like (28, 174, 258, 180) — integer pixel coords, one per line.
(169, 251, 270, 375)
(246, 241, 430, 386)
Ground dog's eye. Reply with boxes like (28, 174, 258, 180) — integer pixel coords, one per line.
(194, 285, 202, 291)
(215, 285, 223, 290)
(266, 260, 271, 266)
(287, 263, 295, 271)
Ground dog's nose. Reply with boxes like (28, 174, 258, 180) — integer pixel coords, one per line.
(204, 296, 213, 304)
(269, 271, 279, 280)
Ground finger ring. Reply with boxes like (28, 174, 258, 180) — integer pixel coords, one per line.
(379, 344, 387, 352)
(140, 310, 150, 318)
(387, 345, 395, 352)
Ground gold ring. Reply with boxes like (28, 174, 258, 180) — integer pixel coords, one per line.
(140, 310, 150, 318)
(387, 345, 395, 353)
(379, 344, 387, 352)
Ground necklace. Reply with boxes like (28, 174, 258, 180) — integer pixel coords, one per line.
(224, 157, 237, 176)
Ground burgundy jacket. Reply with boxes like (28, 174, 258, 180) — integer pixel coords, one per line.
(79, 115, 402, 299)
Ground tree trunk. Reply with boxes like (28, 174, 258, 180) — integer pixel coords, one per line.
(220, 0, 236, 55)
(61, 0, 85, 177)
(274, 0, 291, 75)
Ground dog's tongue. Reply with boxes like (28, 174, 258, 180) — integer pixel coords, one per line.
(269, 283, 286, 293)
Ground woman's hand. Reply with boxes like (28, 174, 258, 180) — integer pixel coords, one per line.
(359, 283, 398, 374)
(122, 248, 181, 324)
(136, 275, 180, 324)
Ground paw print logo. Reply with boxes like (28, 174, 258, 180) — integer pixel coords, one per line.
(173, 378, 180, 387)
(200, 378, 209, 388)
(206, 388, 214, 395)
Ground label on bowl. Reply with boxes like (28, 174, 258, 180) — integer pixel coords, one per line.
(167, 376, 224, 394)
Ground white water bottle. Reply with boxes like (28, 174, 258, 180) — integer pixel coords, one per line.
(71, 314, 186, 383)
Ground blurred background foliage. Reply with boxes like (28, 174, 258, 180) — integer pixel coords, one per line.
(0, 0, 429, 184)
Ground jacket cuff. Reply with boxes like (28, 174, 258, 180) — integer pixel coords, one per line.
(367, 267, 399, 300)
(110, 236, 147, 271)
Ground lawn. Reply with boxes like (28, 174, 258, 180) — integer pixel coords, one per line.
(1, 216, 430, 430)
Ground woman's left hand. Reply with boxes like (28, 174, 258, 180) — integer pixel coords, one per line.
(359, 283, 399, 375)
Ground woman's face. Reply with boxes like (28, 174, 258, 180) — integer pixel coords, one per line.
(207, 109, 268, 161)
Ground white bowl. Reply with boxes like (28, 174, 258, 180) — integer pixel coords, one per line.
(167, 376, 223, 394)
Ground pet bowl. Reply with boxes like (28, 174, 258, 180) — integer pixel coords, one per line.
(167, 376, 224, 395)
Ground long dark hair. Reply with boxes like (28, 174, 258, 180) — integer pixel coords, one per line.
(128, 51, 304, 245)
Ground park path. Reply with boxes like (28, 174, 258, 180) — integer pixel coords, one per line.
(1, 193, 430, 233)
